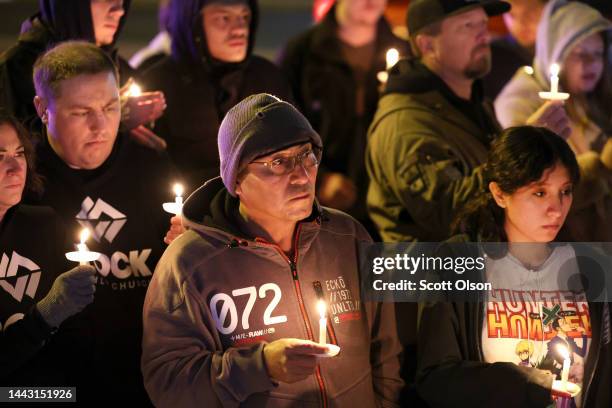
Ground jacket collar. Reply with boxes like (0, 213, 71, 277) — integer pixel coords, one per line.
(183, 177, 326, 251)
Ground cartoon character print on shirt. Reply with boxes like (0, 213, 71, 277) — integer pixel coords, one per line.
(0, 251, 41, 330)
(485, 293, 591, 407)
(76, 197, 153, 291)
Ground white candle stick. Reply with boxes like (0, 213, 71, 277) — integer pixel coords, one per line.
(163, 183, 184, 215)
(65, 228, 100, 265)
(174, 183, 184, 207)
(317, 300, 327, 345)
(558, 345, 571, 391)
(539, 63, 570, 101)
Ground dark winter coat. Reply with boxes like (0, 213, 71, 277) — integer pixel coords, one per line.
(0, 0, 135, 134)
(279, 8, 408, 224)
(141, 0, 292, 191)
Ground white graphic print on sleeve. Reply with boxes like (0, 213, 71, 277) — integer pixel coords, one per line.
(0, 251, 41, 302)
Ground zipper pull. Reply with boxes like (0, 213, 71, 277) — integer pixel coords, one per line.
(290, 261, 298, 280)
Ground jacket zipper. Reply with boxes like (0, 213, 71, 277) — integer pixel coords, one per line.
(254, 224, 328, 408)
(581, 302, 604, 406)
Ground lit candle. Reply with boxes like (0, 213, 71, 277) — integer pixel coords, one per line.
(539, 63, 570, 101)
(317, 300, 327, 345)
(550, 63, 560, 94)
(128, 82, 142, 97)
(385, 48, 399, 71)
(174, 183, 184, 208)
(377, 48, 400, 84)
(558, 345, 571, 391)
(163, 183, 185, 215)
(65, 228, 100, 265)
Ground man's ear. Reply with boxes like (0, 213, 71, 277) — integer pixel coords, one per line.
(33, 95, 48, 124)
(235, 180, 242, 196)
(415, 33, 434, 58)
(489, 181, 507, 209)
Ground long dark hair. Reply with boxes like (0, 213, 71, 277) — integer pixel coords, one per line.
(0, 115, 43, 195)
(452, 126, 580, 242)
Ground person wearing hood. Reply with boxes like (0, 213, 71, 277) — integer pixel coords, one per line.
(482, 0, 548, 100)
(366, 0, 570, 244)
(26, 41, 177, 406)
(495, 0, 612, 241)
(129, 0, 172, 70)
(141, 0, 293, 193)
(278, 0, 408, 238)
(0, 0, 167, 150)
(141, 93, 403, 407)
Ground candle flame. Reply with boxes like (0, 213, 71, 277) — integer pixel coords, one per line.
(173, 183, 184, 197)
(317, 300, 326, 319)
(550, 63, 560, 77)
(79, 228, 90, 244)
(128, 83, 142, 97)
(523, 66, 534, 76)
(557, 344, 570, 360)
(386, 48, 399, 69)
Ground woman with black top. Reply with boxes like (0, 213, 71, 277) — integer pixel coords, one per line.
(417, 126, 611, 407)
(0, 115, 96, 385)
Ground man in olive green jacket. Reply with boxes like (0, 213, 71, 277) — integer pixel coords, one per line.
(366, 0, 570, 243)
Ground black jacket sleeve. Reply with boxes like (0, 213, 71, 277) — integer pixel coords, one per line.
(416, 301, 554, 408)
(0, 305, 54, 378)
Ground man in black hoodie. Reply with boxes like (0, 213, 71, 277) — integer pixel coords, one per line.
(26, 41, 176, 406)
(142, 0, 292, 191)
(0, 0, 166, 150)
(279, 0, 408, 238)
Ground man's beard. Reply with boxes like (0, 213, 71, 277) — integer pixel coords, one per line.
(463, 47, 492, 79)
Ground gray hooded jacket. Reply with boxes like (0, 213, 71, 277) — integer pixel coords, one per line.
(141, 178, 403, 407)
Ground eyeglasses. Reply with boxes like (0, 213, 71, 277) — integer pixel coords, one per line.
(249, 148, 321, 176)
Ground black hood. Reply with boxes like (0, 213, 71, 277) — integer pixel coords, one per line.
(168, 0, 259, 69)
(21, 0, 131, 49)
(383, 57, 442, 95)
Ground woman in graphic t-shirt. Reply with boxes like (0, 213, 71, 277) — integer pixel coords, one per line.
(416, 126, 611, 408)
(0, 115, 96, 385)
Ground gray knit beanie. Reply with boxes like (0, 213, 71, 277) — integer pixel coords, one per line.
(218, 93, 322, 196)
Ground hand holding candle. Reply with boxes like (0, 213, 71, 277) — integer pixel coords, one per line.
(550, 345, 581, 402)
(65, 228, 100, 265)
(539, 63, 570, 101)
(121, 78, 166, 130)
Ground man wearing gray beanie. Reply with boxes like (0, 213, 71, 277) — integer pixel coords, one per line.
(142, 93, 403, 407)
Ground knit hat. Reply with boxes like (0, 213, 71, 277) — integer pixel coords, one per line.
(218, 93, 323, 196)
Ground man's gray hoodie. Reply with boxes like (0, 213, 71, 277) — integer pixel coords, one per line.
(141, 177, 403, 407)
